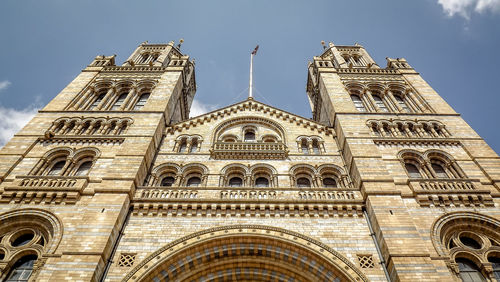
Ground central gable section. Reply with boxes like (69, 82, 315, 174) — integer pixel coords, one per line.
(165, 99, 334, 160)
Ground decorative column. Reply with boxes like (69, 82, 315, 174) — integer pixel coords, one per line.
(70, 86, 94, 110)
(96, 87, 115, 110)
(363, 89, 378, 112)
(386, 90, 403, 112)
(119, 86, 137, 110)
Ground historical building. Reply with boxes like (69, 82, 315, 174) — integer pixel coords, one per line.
(0, 41, 499, 282)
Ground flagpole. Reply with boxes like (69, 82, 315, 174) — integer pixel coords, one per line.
(249, 52, 254, 99)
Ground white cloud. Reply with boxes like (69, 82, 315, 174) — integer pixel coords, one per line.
(0, 105, 39, 147)
(438, 0, 500, 19)
(189, 99, 218, 118)
(0, 80, 11, 92)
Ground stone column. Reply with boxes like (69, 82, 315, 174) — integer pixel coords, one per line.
(119, 87, 137, 110)
(97, 87, 115, 110)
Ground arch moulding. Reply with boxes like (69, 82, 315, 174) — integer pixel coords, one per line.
(123, 225, 369, 282)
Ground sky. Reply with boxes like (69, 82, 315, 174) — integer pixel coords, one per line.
(0, 0, 499, 153)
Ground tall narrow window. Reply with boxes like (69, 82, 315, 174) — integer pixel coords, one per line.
(255, 177, 269, 187)
(190, 139, 198, 153)
(394, 95, 411, 112)
(372, 94, 388, 112)
(312, 140, 320, 154)
(301, 139, 309, 154)
(371, 124, 381, 136)
(405, 163, 422, 179)
(133, 93, 150, 110)
(350, 95, 366, 112)
(88, 93, 105, 110)
(48, 160, 66, 176)
(75, 161, 92, 176)
(244, 130, 255, 141)
(382, 124, 392, 136)
(111, 93, 128, 110)
(179, 140, 187, 153)
(456, 258, 486, 282)
(5, 255, 37, 282)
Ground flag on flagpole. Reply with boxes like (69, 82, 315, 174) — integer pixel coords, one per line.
(251, 45, 259, 55)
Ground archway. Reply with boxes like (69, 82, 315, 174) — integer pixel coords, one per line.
(123, 225, 368, 282)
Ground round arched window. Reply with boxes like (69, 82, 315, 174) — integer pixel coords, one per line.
(48, 160, 66, 176)
(75, 161, 92, 176)
(432, 163, 448, 178)
(161, 176, 175, 187)
(322, 177, 337, 188)
(456, 258, 486, 282)
(229, 177, 243, 187)
(296, 177, 311, 188)
(186, 176, 201, 187)
(405, 163, 422, 179)
(255, 177, 269, 187)
(244, 130, 255, 141)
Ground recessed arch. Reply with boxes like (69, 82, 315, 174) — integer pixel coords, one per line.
(123, 225, 368, 282)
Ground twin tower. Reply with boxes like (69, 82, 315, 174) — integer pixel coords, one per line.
(0, 41, 499, 281)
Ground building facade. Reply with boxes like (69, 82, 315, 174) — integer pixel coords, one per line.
(0, 41, 499, 282)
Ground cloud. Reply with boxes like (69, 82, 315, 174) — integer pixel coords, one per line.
(0, 80, 11, 92)
(189, 99, 218, 118)
(0, 105, 39, 147)
(437, 0, 500, 19)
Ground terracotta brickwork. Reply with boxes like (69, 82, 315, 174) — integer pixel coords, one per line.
(0, 41, 498, 281)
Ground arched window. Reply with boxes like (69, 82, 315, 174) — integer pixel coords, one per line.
(301, 139, 309, 154)
(88, 93, 105, 110)
(350, 95, 366, 112)
(296, 177, 311, 188)
(75, 161, 92, 176)
(382, 124, 392, 136)
(244, 130, 255, 141)
(322, 178, 337, 188)
(190, 139, 198, 153)
(48, 160, 66, 176)
(111, 92, 128, 110)
(488, 257, 500, 280)
(397, 123, 406, 136)
(179, 139, 187, 153)
(371, 124, 381, 136)
(456, 258, 486, 282)
(394, 95, 411, 112)
(79, 122, 90, 134)
(5, 255, 37, 282)
(432, 163, 448, 178)
(255, 177, 269, 188)
(161, 176, 175, 187)
(133, 93, 150, 110)
(372, 94, 389, 112)
(312, 140, 320, 154)
(405, 163, 422, 179)
(186, 176, 201, 187)
(229, 177, 243, 187)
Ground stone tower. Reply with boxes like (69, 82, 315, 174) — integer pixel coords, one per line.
(0, 41, 499, 282)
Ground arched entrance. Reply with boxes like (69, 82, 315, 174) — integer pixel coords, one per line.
(123, 225, 368, 282)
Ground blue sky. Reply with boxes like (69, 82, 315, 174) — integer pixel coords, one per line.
(0, 0, 499, 153)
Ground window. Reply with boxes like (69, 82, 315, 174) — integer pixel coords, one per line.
(456, 258, 486, 282)
(405, 163, 422, 179)
(323, 178, 337, 188)
(488, 257, 500, 280)
(351, 95, 366, 112)
(75, 161, 92, 176)
(371, 124, 381, 136)
(312, 140, 320, 154)
(432, 163, 448, 178)
(133, 93, 150, 110)
(229, 177, 243, 187)
(296, 178, 311, 188)
(394, 95, 411, 112)
(111, 92, 128, 110)
(88, 93, 105, 110)
(186, 177, 201, 187)
(190, 139, 198, 153)
(255, 177, 269, 187)
(5, 255, 37, 282)
(179, 140, 187, 153)
(48, 161, 65, 176)
(372, 94, 388, 112)
(244, 130, 255, 141)
(301, 140, 309, 154)
(161, 176, 175, 187)
(382, 124, 392, 136)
